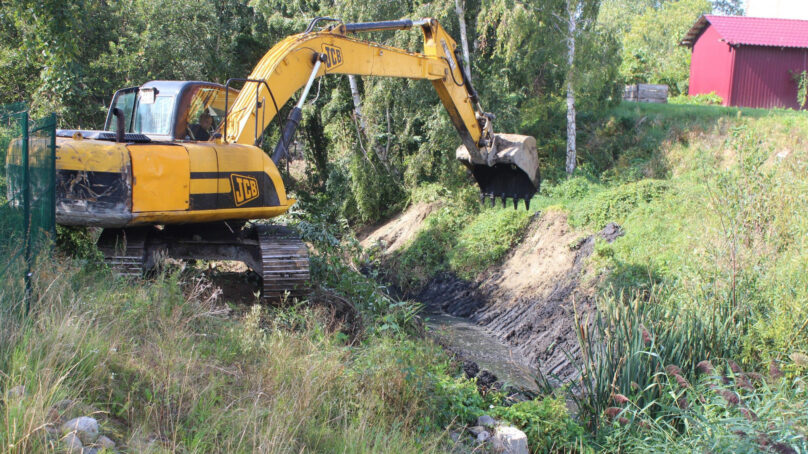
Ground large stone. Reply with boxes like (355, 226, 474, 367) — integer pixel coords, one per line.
(491, 426, 529, 454)
(97, 435, 116, 449)
(61, 416, 100, 445)
(62, 432, 84, 454)
(467, 426, 487, 437)
(476, 431, 491, 443)
(477, 414, 496, 428)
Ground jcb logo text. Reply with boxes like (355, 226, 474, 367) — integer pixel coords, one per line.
(231, 174, 260, 207)
(322, 44, 343, 69)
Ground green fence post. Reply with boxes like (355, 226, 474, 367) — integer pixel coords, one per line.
(49, 113, 57, 237)
(21, 112, 31, 314)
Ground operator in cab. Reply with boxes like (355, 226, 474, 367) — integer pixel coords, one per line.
(188, 111, 214, 141)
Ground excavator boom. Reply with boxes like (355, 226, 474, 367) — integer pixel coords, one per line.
(224, 17, 540, 205)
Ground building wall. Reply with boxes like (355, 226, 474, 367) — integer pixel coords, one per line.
(746, 0, 808, 20)
(688, 25, 734, 104)
(731, 46, 808, 109)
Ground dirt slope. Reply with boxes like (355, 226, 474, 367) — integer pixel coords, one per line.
(366, 204, 599, 384)
(359, 202, 442, 255)
(472, 212, 596, 382)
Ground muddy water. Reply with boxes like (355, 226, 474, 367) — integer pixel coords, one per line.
(425, 312, 539, 392)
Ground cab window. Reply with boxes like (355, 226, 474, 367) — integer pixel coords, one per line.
(105, 88, 137, 132)
(181, 86, 237, 141)
(133, 95, 175, 135)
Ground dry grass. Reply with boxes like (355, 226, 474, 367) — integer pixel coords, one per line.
(0, 260, 452, 453)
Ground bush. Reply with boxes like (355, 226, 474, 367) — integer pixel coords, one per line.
(669, 92, 724, 106)
(449, 208, 532, 280)
(571, 179, 669, 229)
(492, 395, 589, 452)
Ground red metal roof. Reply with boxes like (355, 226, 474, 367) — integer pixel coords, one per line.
(682, 15, 808, 49)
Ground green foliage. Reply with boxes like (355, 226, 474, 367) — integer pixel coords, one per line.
(792, 70, 808, 109)
(571, 179, 669, 228)
(669, 92, 724, 106)
(394, 204, 470, 292)
(432, 374, 486, 425)
(449, 208, 532, 280)
(616, 0, 712, 96)
(391, 196, 535, 291)
(55, 226, 103, 263)
(492, 395, 589, 452)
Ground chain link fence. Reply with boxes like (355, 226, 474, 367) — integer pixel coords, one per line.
(0, 104, 56, 312)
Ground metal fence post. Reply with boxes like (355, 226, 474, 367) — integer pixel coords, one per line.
(49, 113, 57, 237)
(20, 112, 31, 314)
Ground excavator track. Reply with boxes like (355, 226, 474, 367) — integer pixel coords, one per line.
(96, 223, 310, 302)
(257, 225, 310, 301)
(97, 228, 147, 278)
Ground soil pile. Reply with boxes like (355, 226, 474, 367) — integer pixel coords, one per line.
(359, 202, 442, 255)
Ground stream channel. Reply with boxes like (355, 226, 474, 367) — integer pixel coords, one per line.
(423, 310, 539, 392)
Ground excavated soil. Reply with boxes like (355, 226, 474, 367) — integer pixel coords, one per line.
(359, 202, 442, 255)
(370, 207, 601, 385)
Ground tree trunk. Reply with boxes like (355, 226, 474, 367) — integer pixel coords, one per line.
(565, 3, 577, 176)
(347, 75, 367, 134)
(455, 0, 472, 81)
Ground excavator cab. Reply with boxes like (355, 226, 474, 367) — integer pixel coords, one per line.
(103, 81, 237, 142)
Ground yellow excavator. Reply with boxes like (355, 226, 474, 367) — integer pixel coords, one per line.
(32, 17, 540, 300)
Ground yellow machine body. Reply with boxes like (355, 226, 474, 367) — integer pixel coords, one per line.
(55, 137, 292, 227)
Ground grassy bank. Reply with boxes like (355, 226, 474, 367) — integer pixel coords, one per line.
(380, 102, 808, 451)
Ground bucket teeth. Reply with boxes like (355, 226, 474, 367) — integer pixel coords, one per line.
(501, 193, 506, 208)
(489, 194, 496, 208)
(513, 195, 518, 210)
(524, 197, 531, 211)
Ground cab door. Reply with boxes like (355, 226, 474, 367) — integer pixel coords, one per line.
(128, 144, 190, 212)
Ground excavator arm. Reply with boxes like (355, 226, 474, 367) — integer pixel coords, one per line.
(224, 18, 540, 207)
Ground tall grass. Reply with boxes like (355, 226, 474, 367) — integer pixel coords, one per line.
(548, 104, 808, 449)
(0, 257, 458, 453)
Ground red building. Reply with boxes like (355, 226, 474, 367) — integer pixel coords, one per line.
(682, 15, 808, 109)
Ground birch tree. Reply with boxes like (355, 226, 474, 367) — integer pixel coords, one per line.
(556, 0, 600, 176)
(455, 0, 472, 80)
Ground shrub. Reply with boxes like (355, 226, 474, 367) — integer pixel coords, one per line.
(669, 92, 724, 106)
(571, 179, 669, 229)
(492, 395, 589, 452)
(449, 208, 533, 280)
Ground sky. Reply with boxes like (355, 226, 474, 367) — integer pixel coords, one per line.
(745, 0, 808, 19)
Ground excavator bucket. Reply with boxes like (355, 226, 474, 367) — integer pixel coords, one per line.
(456, 134, 540, 209)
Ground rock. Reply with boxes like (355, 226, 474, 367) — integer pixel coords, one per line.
(97, 435, 116, 449)
(491, 426, 529, 454)
(61, 417, 100, 445)
(477, 414, 496, 428)
(599, 222, 624, 243)
(62, 432, 84, 453)
(477, 370, 498, 388)
(476, 431, 491, 442)
(84, 449, 99, 454)
(450, 431, 461, 443)
(462, 360, 480, 378)
(44, 424, 60, 440)
(468, 426, 487, 437)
